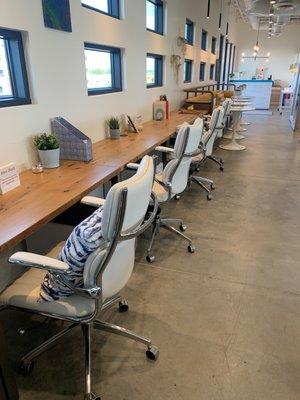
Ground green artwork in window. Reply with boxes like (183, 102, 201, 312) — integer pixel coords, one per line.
(42, 0, 72, 32)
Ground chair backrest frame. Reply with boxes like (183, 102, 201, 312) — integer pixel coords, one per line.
(159, 127, 201, 200)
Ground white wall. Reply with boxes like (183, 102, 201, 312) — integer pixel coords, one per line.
(234, 22, 300, 86)
(0, 0, 238, 170)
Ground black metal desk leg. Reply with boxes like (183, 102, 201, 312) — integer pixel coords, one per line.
(0, 324, 19, 400)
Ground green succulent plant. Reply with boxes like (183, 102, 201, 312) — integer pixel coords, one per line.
(34, 133, 60, 151)
(106, 116, 120, 130)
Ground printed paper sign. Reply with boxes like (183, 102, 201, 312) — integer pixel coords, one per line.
(0, 163, 20, 195)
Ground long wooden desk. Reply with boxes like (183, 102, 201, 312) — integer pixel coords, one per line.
(0, 112, 194, 254)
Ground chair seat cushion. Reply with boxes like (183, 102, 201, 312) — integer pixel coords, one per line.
(39, 206, 105, 302)
(186, 93, 212, 104)
(192, 152, 205, 163)
(153, 175, 169, 203)
(0, 244, 95, 318)
(201, 130, 211, 145)
(223, 90, 234, 98)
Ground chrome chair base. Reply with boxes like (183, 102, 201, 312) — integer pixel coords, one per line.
(207, 155, 224, 171)
(146, 215, 195, 263)
(84, 393, 101, 400)
(190, 175, 214, 200)
(17, 301, 158, 400)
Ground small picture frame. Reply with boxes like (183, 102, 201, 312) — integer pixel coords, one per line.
(127, 115, 139, 133)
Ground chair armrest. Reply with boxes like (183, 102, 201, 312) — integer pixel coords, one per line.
(8, 252, 69, 273)
(126, 163, 139, 170)
(81, 196, 105, 207)
(199, 143, 206, 152)
(121, 192, 159, 240)
(155, 146, 174, 154)
(74, 286, 102, 299)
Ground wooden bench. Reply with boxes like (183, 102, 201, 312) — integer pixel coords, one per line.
(182, 82, 237, 114)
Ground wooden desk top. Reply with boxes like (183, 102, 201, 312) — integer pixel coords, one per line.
(0, 112, 194, 253)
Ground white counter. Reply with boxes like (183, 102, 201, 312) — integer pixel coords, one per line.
(231, 80, 273, 110)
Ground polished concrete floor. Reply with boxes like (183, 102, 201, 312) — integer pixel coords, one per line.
(2, 112, 300, 400)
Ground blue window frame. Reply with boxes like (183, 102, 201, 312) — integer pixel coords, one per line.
(81, 0, 120, 19)
(184, 59, 193, 83)
(146, 53, 163, 88)
(209, 64, 215, 80)
(211, 36, 217, 54)
(201, 29, 207, 51)
(146, 0, 164, 35)
(199, 62, 206, 81)
(185, 19, 194, 45)
(0, 28, 31, 108)
(84, 43, 122, 95)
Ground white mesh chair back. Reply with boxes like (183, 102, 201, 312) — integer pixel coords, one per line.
(84, 156, 154, 299)
(202, 107, 224, 156)
(162, 125, 202, 197)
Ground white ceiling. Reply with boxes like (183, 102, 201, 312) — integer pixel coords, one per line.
(233, 0, 300, 35)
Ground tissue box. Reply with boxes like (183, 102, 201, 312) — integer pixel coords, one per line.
(51, 117, 93, 162)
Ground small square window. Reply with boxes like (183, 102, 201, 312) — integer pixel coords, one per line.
(209, 64, 215, 80)
(184, 59, 193, 83)
(201, 30, 207, 51)
(82, 0, 120, 19)
(146, 53, 163, 87)
(211, 37, 217, 54)
(84, 43, 122, 95)
(185, 19, 194, 45)
(146, 0, 164, 35)
(199, 62, 206, 81)
(0, 28, 31, 108)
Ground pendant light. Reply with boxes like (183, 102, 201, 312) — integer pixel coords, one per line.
(253, 21, 260, 52)
(207, 0, 211, 19)
(219, 0, 222, 30)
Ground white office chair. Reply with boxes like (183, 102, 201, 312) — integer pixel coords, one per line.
(204, 106, 225, 169)
(189, 106, 224, 200)
(217, 98, 232, 138)
(145, 125, 202, 263)
(0, 155, 158, 400)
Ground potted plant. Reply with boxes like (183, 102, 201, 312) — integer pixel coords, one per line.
(34, 133, 60, 168)
(106, 116, 121, 139)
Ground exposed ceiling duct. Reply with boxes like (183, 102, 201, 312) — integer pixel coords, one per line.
(233, 0, 300, 36)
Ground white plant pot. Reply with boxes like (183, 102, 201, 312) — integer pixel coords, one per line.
(110, 128, 120, 139)
(38, 148, 60, 169)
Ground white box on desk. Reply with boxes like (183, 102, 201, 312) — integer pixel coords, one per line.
(0, 162, 20, 195)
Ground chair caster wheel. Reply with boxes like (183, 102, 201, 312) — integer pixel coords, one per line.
(220, 166, 224, 172)
(188, 244, 195, 253)
(85, 393, 101, 400)
(210, 183, 215, 190)
(19, 361, 34, 376)
(17, 328, 26, 336)
(179, 224, 187, 232)
(146, 346, 159, 361)
(220, 158, 224, 165)
(175, 195, 181, 200)
(119, 299, 129, 312)
(207, 194, 212, 201)
(146, 255, 155, 263)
